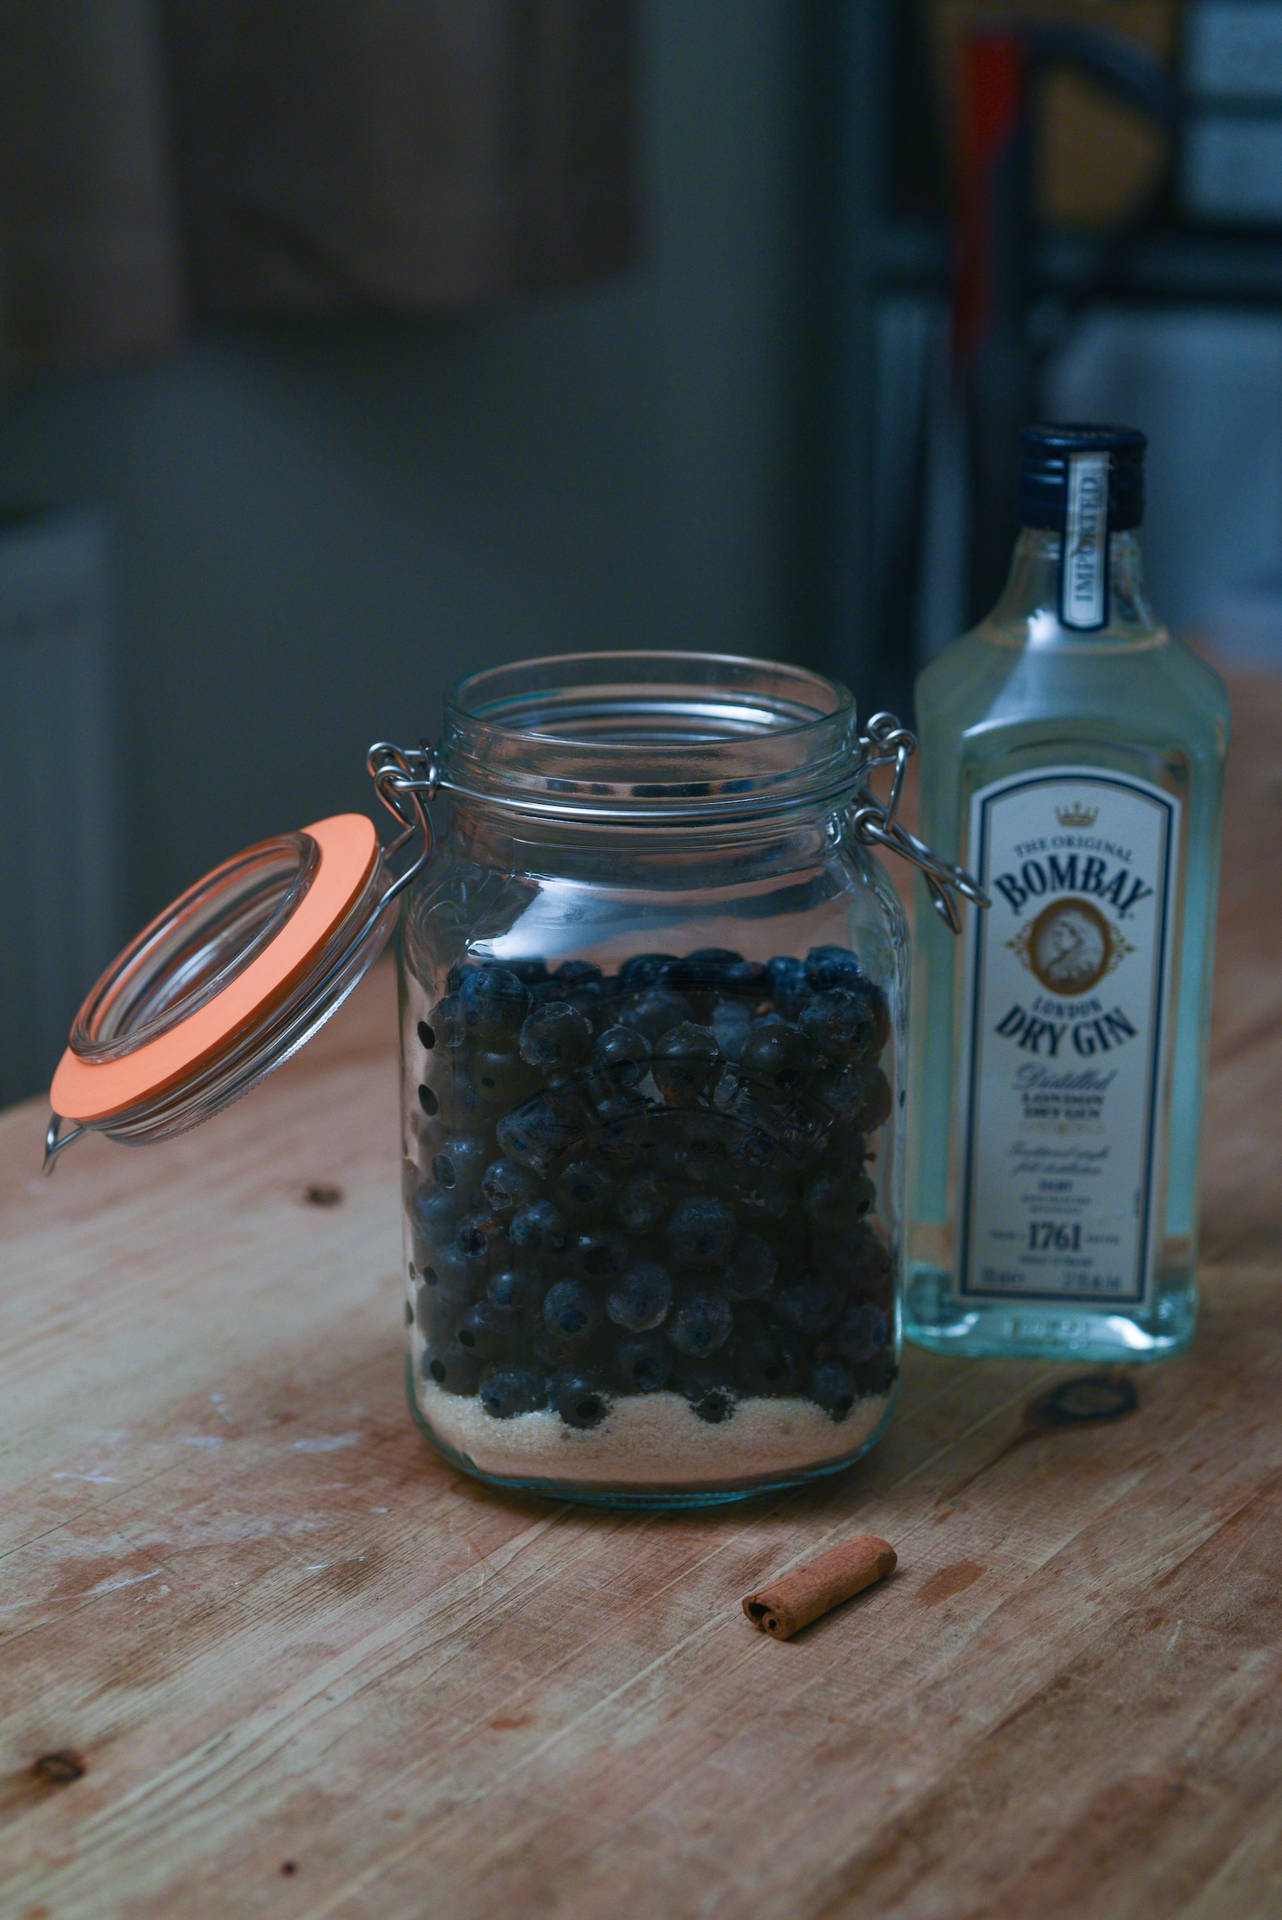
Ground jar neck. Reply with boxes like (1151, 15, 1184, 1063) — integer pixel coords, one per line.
(985, 527, 1160, 646)
(437, 652, 867, 834)
(446, 795, 844, 878)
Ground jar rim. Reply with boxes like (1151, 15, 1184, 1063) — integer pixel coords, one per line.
(440, 651, 863, 823)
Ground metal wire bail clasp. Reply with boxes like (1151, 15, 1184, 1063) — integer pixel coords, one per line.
(366, 739, 441, 904)
(848, 713, 989, 932)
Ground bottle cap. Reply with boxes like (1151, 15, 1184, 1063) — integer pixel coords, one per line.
(1018, 423, 1146, 531)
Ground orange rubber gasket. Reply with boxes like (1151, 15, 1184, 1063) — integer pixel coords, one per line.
(51, 814, 381, 1123)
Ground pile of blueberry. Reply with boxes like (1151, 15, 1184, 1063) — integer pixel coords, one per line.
(406, 945, 896, 1433)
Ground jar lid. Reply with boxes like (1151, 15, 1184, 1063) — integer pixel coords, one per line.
(45, 812, 399, 1167)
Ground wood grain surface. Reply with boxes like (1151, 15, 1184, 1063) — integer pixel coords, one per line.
(1, 669, 1278, 1920)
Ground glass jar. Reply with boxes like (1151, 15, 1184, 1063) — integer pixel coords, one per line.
(44, 650, 981, 1510)
(391, 652, 949, 1507)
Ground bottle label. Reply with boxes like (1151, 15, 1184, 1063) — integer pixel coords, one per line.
(1061, 452, 1110, 630)
(958, 768, 1178, 1305)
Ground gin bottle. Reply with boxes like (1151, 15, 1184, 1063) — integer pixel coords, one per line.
(906, 424, 1230, 1360)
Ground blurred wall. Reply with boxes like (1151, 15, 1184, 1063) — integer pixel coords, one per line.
(0, 4, 811, 959)
(1047, 308, 1282, 659)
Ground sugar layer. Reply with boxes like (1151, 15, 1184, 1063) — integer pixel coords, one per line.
(416, 1375, 889, 1489)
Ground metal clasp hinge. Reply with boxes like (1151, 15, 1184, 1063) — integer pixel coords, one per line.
(849, 712, 989, 933)
(365, 740, 441, 904)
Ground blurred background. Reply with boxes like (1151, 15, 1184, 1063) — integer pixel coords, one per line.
(3, 0, 1281, 1104)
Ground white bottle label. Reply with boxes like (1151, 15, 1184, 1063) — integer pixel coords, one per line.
(958, 768, 1179, 1305)
(1061, 452, 1109, 630)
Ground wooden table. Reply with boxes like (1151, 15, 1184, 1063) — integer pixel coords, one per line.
(2, 670, 1278, 1920)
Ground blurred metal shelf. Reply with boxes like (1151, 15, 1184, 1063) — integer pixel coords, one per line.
(874, 215, 1282, 308)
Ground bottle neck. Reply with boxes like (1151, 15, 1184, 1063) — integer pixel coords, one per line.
(985, 527, 1160, 646)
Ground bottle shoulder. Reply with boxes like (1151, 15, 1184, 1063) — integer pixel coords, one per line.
(915, 625, 1230, 761)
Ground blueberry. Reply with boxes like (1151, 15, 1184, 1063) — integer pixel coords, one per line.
(739, 1016, 814, 1094)
(616, 1172, 667, 1234)
(495, 1092, 585, 1172)
(734, 1323, 806, 1396)
(606, 1261, 673, 1332)
(619, 986, 694, 1041)
(408, 1182, 458, 1250)
(613, 1333, 673, 1394)
(667, 1288, 734, 1356)
(421, 1242, 482, 1302)
(619, 953, 679, 991)
(421, 1341, 483, 1395)
(434, 1063, 489, 1126)
(502, 957, 551, 986)
(851, 1173, 877, 1217)
(487, 1264, 541, 1313)
(816, 1121, 870, 1174)
(456, 1208, 502, 1263)
(737, 1126, 781, 1170)
(508, 1200, 569, 1256)
(430, 994, 467, 1047)
(693, 949, 768, 997)
(551, 959, 604, 995)
(800, 987, 877, 1063)
(846, 1225, 894, 1296)
(766, 955, 808, 1017)
(729, 1231, 778, 1300)
(832, 1301, 889, 1363)
(591, 1090, 649, 1142)
(712, 1000, 753, 1064)
(479, 1367, 546, 1418)
(662, 948, 754, 994)
(652, 1023, 720, 1102)
(557, 1158, 615, 1219)
(854, 1066, 894, 1131)
(804, 944, 864, 992)
(480, 1158, 541, 1215)
(592, 1024, 649, 1087)
(572, 1230, 630, 1283)
(447, 960, 477, 994)
(456, 1300, 515, 1359)
(803, 1170, 876, 1228)
(415, 1286, 459, 1343)
(812, 1062, 893, 1132)
(542, 1279, 601, 1345)
(809, 1360, 857, 1420)
(677, 1359, 738, 1423)
(854, 1346, 899, 1398)
(655, 1110, 725, 1185)
(551, 1374, 611, 1429)
(431, 1135, 490, 1203)
(731, 1166, 793, 1221)
(458, 965, 532, 1044)
(470, 1049, 528, 1097)
(666, 1195, 736, 1269)
(775, 1275, 845, 1335)
(519, 1003, 595, 1073)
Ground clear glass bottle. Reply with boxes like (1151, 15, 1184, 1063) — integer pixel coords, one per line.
(906, 424, 1230, 1361)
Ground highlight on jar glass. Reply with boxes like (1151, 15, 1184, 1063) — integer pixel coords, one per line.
(389, 652, 983, 1507)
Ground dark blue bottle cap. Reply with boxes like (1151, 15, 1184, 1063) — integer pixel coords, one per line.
(1018, 423, 1146, 530)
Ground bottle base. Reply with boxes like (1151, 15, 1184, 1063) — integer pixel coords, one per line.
(904, 1264, 1196, 1363)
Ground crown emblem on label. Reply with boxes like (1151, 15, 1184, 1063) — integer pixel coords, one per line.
(1055, 802, 1098, 828)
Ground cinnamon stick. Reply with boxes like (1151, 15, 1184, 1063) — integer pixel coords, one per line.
(742, 1534, 896, 1639)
